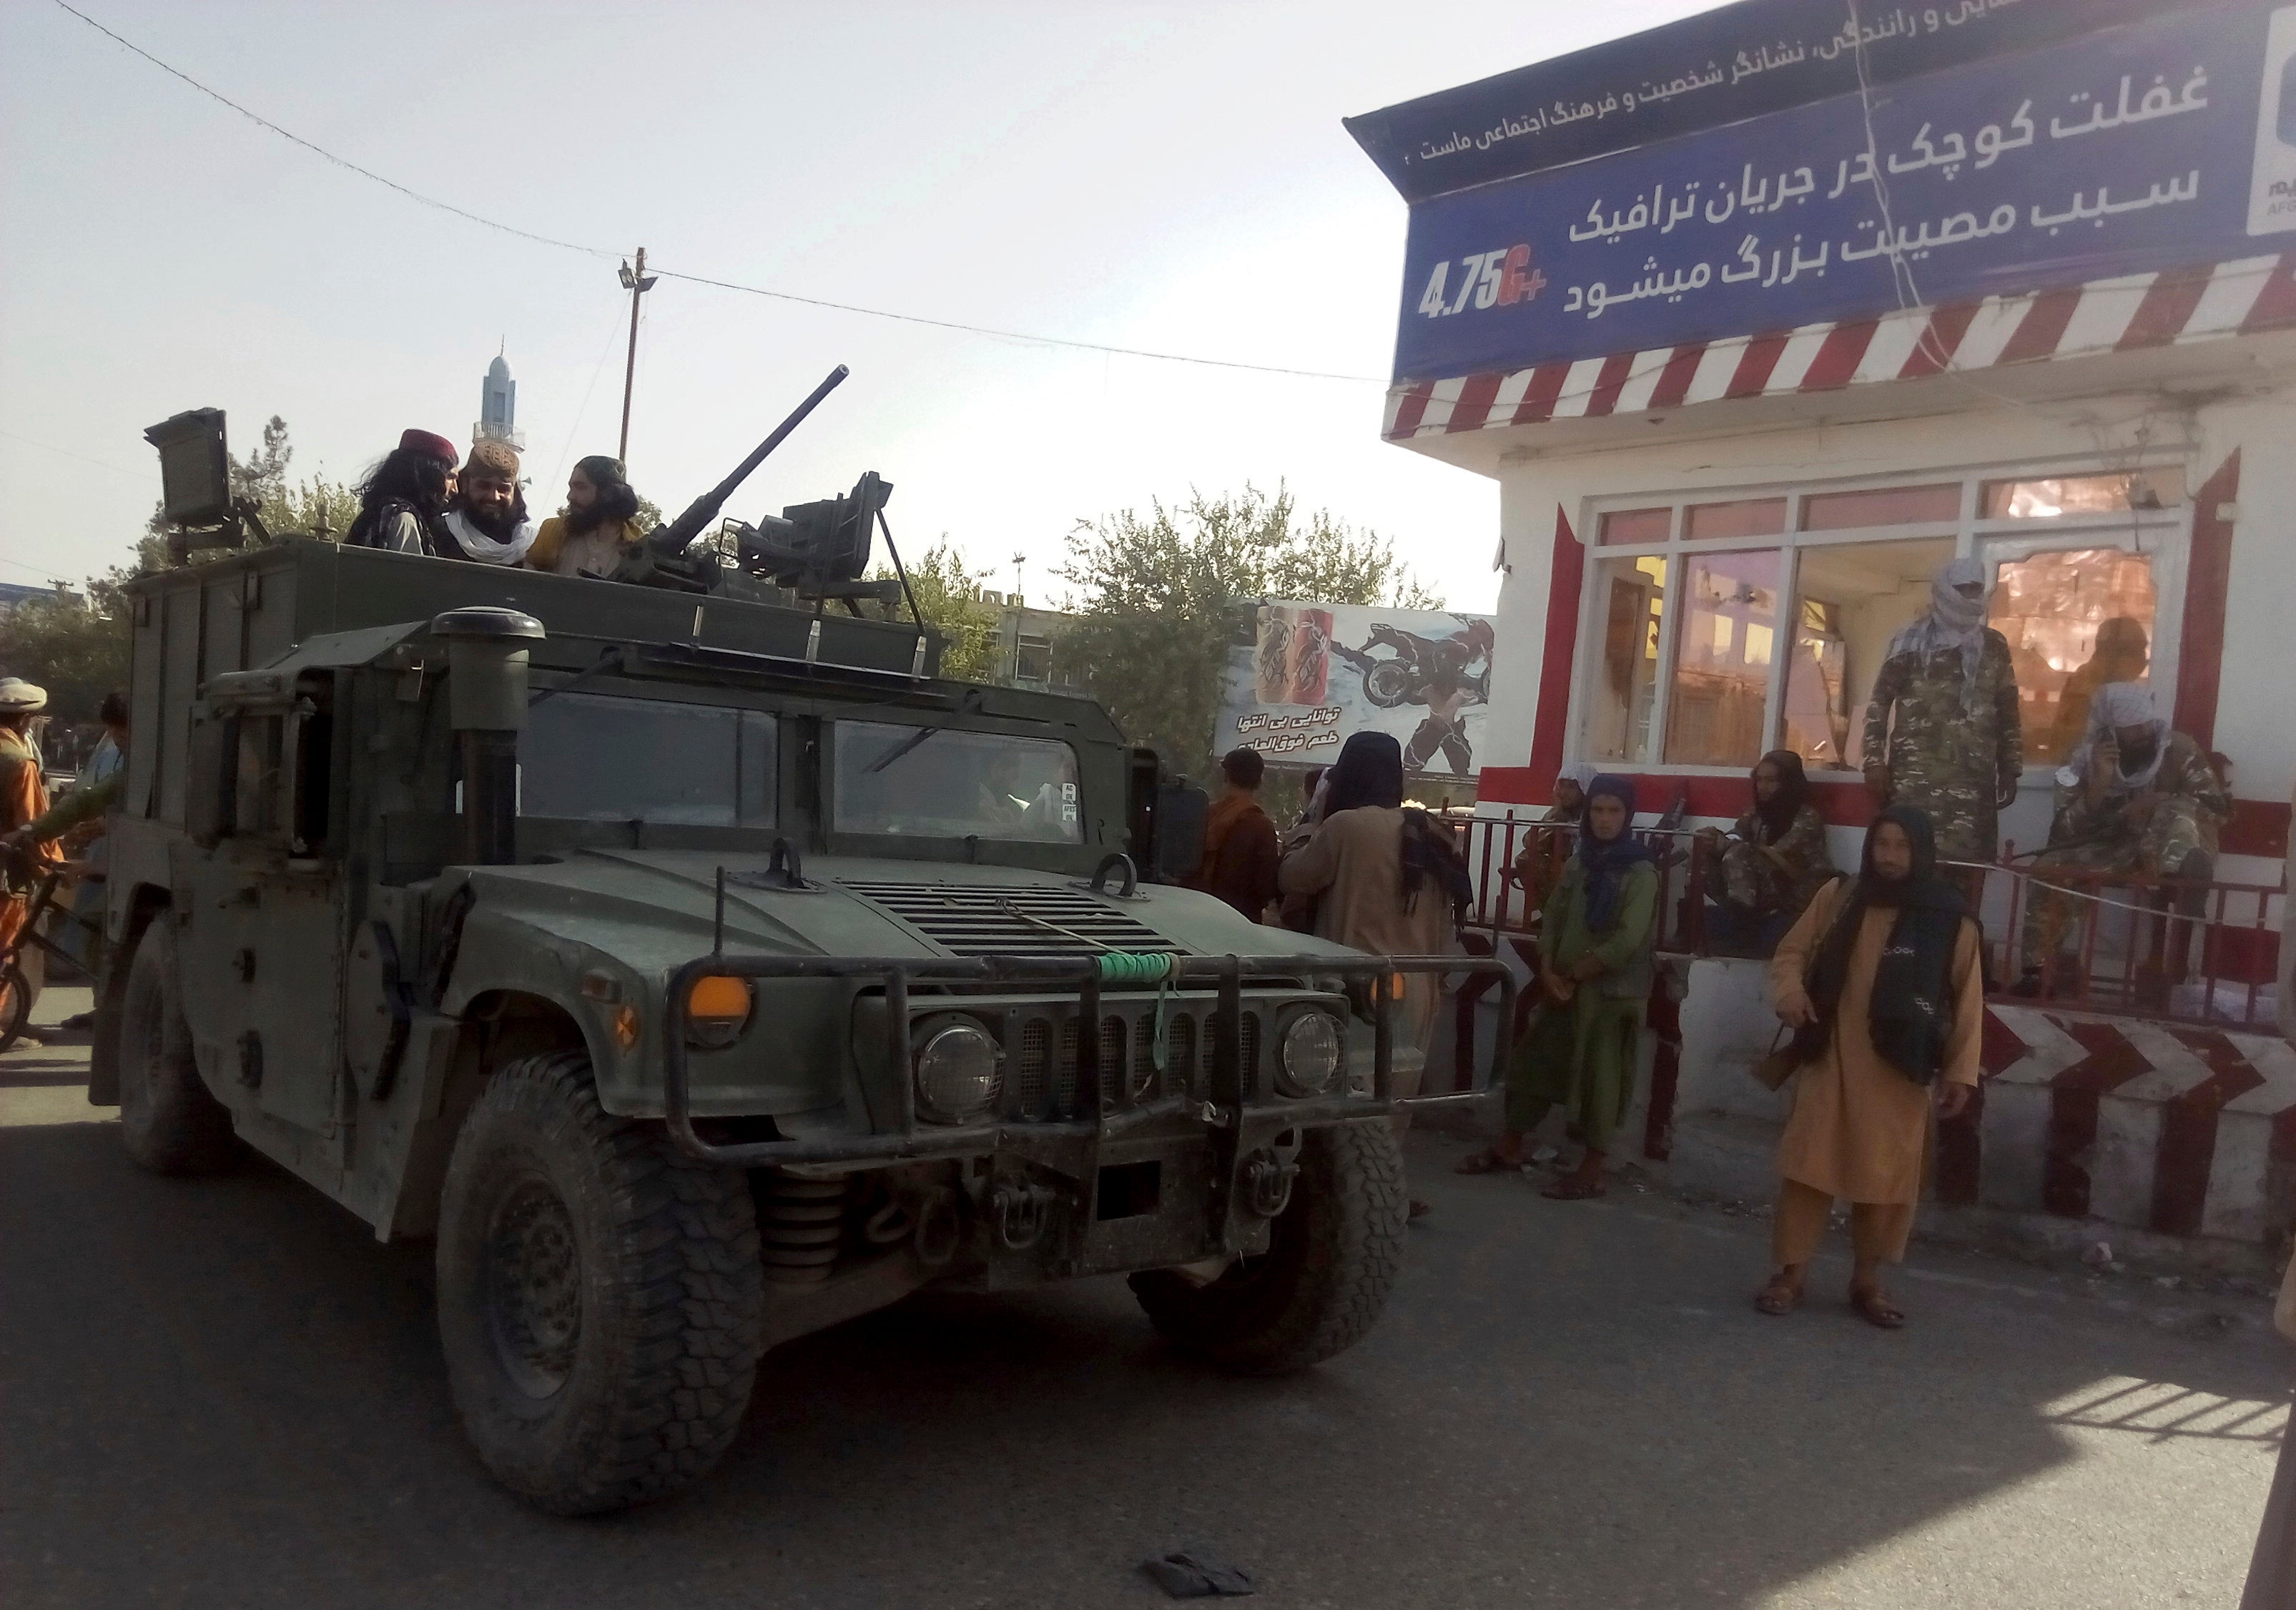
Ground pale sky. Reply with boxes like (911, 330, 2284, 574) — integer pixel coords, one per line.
(0, 0, 1713, 610)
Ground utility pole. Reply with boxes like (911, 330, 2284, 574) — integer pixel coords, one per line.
(616, 247, 659, 467)
(1010, 552, 1026, 682)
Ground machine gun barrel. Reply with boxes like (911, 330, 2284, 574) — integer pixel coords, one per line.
(646, 364, 849, 556)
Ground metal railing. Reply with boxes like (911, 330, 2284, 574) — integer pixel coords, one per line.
(1447, 811, 2282, 1030)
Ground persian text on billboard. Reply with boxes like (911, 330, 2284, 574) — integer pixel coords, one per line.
(1393, 3, 2287, 383)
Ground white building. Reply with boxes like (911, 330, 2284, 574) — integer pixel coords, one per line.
(1351, 0, 2296, 1248)
(476, 352, 521, 449)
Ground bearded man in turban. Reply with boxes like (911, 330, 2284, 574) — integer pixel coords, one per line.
(1860, 556, 2023, 865)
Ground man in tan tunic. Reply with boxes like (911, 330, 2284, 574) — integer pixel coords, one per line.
(1759, 806, 1982, 1327)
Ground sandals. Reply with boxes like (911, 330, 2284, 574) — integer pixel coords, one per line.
(1850, 1285, 1907, 1330)
(1454, 1149, 1521, 1175)
(1753, 1274, 1803, 1315)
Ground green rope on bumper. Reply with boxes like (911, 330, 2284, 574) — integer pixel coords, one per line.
(1096, 951, 1180, 1075)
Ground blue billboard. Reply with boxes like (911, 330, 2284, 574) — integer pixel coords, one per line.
(1390, 3, 2296, 384)
(1346, 0, 2181, 205)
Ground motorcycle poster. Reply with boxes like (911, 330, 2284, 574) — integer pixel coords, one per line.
(1217, 603, 1495, 781)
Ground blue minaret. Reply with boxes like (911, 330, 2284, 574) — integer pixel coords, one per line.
(476, 348, 521, 448)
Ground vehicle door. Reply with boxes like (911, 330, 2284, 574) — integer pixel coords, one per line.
(179, 669, 346, 1141)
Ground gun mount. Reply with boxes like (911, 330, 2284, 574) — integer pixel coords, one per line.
(143, 408, 276, 561)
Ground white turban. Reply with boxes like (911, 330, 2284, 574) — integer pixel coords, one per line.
(2059, 680, 2167, 793)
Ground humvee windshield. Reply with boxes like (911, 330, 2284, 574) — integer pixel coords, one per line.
(834, 720, 1081, 843)
(525, 692, 778, 826)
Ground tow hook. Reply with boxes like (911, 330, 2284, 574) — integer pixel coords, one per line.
(992, 1182, 1057, 1251)
(1242, 1151, 1298, 1219)
(1242, 1128, 1304, 1219)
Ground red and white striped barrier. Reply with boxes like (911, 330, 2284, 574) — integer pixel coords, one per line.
(1385, 253, 2296, 441)
(1974, 1005, 2296, 1245)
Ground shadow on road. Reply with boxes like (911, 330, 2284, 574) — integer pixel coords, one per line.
(1, 1118, 2282, 1609)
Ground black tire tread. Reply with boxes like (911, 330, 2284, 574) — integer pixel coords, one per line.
(116, 918, 237, 1174)
(1129, 1121, 1405, 1375)
(438, 1050, 764, 1515)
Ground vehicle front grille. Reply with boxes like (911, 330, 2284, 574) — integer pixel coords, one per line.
(992, 995, 1276, 1121)
(842, 879, 1173, 959)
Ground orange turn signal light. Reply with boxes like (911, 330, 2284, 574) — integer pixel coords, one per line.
(688, 975, 753, 1022)
(685, 975, 754, 1049)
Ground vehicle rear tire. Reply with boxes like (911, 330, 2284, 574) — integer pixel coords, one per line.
(0, 961, 31, 1054)
(1361, 661, 1412, 708)
(1128, 1122, 1405, 1375)
(435, 1049, 765, 1515)
(116, 918, 238, 1174)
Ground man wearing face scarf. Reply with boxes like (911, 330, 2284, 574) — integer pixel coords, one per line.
(1860, 556, 2022, 863)
(2016, 682, 2227, 986)
(1761, 807, 1982, 1327)
(1460, 775, 1657, 1199)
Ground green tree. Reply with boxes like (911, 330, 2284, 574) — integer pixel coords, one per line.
(871, 539, 999, 682)
(0, 589, 127, 727)
(1057, 484, 1439, 780)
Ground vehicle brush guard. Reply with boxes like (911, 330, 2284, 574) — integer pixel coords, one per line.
(662, 951, 1517, 1169)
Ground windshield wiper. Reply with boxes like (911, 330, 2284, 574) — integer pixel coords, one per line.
(863, 689, 982, 774)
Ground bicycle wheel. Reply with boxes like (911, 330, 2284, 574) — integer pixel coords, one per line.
(0, 961, 32, 1054)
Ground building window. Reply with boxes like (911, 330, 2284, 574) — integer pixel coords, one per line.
(1597, 506, 1672, 545)
(1988, 548, 2158, 765)
(1589, 556, 1666, 763)
(1578, 466, 2185, 776)
(1684, 496, 1787, 541)
(1662, 550, 1780, 767)
(1779, 536, 1956, 770)
(1800, 481, 1961, 532)
(1015, 633, 1054, 684)
(1979, 467, 2184, 519)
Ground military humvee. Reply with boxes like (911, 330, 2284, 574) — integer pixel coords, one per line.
(98, 418, 1505, 1514)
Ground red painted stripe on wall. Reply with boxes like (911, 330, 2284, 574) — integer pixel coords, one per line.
(2223, 798, 2289, 860)
(2117, 262, 2215, 349)
(1996, 287, 2084, 365)
(1797, 318, 1878, 391)
(1444, 371, 1504, 435)
(1647, 343, 1708, 410)
(1522, 509, 1585, 791)
(1900, 303, 1977, 378)
(2173, 450, 2240, 749)
(2240, 253, 2296, 332)
(1386, 382, 1436, 439)
(1724, 333, 1791, 398)
(1582, 352, 1640, 417)
(1511, 362, 1572, 425)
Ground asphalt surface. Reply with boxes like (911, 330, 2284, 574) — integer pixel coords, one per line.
(2, 987, 2287, 1609)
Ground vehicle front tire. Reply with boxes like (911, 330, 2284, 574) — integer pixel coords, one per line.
(1128, 1122, 1405, 1375)
(117, 917, 238, 1174)
(435, 1049, 765, 1515)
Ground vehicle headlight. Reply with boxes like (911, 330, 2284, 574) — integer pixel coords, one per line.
(1276, 1011, 1343, 1097)
(913, 1016, 1003, 1124)
(684, 974, 754, 1050)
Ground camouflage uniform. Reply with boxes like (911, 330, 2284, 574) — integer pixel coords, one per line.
(2019, 730, 2230, 971)
(1861, 631, 2022, 863)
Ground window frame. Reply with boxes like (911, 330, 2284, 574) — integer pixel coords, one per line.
(1568, 458, 2192, 780)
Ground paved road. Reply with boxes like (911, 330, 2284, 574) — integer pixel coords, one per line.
(2, 996, 2285, 1609)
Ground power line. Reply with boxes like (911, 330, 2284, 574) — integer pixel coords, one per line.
(46, 0, 1386, 386)
(0, 428, 149, 480)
